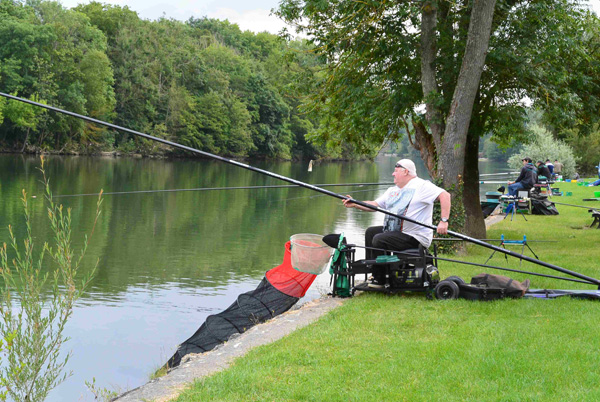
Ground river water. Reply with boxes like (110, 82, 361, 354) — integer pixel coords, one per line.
(0, 154, 507, 400)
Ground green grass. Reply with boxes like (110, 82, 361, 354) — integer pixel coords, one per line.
(175, 181, 600, 401)
(149, 364, 168, 380)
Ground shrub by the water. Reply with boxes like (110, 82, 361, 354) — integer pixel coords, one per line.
(0, 157, 102, 401)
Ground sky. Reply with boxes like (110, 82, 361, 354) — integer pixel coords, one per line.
(59, 0, 291, 34)
(59, 0, 600, 35)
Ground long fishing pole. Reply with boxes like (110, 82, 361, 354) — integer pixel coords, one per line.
(431, 255, 593, 285)
(479, 172, 519, 177)
(552, 200, 599, 211)
(433, 238, 557, 243)
(2, 92, 599, 286)
(350, 245, 592, 285)
(267, 187, 377, 205)
(52, 182, 394, 198)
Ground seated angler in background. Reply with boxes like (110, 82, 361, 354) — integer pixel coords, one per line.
(536, 160, 552, 182)
(545, 159, 554, 177)
(342, 159, 451, 260)
(553, 159, 563, 179)
(508, 157, 537, 196)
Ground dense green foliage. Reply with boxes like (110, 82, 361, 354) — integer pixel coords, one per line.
(484, 108, 600, 174)
(276, 0, 600, 166)
(176, 181, 600, 401)
(508, 124, 578, 178)
(562, 125, 600, 175)
(0, 0, 326, 159)
(480, 133, 520, 163)
(0, 97, 5, 125)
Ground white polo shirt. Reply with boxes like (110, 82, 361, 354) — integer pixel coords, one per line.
(375, 177, 444, 247)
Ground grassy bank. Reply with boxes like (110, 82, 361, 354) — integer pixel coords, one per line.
(176, 181, 600, 401)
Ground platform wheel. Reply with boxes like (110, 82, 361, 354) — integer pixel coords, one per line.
(434, 280, 460, 300)
(445, 276, 465, 285)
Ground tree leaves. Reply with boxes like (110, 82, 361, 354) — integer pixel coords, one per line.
(276, 0, 600, 163)
(0, 3, 328, 159)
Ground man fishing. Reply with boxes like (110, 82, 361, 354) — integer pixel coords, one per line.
(508, 157, 537, 196)
(342, 159, 451, 260)
(545, 159, 554, 176)
(536, 160, 552, 181)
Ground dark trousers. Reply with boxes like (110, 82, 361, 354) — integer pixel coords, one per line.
(365, 226, 421, 260)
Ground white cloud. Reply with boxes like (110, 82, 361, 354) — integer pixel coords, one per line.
(207, 8, 286, 34)
(587, 0, 600, 14)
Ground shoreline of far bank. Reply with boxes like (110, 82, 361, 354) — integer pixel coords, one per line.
(0, 149, 373, 163)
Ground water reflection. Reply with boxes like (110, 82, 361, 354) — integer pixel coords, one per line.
(0, 155, 384, 400)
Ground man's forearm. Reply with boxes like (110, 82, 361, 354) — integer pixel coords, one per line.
(438, 191, 451, 220)
(352, 200, 380, 211)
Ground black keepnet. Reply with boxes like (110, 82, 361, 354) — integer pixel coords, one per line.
(167, 278, 298, 368)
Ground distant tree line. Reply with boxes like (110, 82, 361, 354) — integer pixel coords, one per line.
(0, 0, 332, 159)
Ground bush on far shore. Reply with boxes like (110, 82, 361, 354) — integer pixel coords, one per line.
(508, 124, 578, 177)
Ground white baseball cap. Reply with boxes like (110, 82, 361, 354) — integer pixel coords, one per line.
(396, 159, 417, 176)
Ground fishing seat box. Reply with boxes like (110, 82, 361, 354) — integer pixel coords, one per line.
(350, 249, 433, 274)
(350, 247, 437, 293)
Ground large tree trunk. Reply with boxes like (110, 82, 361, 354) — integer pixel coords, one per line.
(420, 1, 444, 152)
(412, 120, 438, 178)
(463, 115, 486, 238)
(439, 0, 497, 188)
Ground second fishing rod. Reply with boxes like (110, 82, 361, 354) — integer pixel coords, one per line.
(1, 92, 598, 286)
